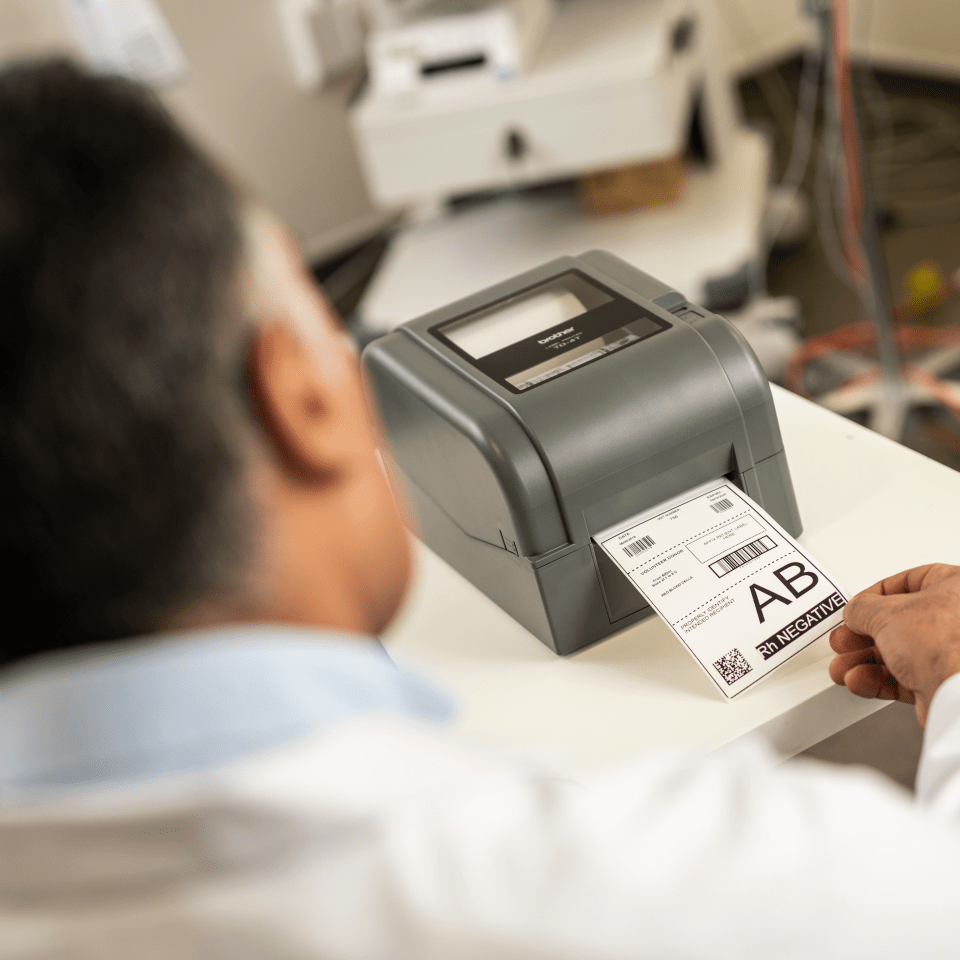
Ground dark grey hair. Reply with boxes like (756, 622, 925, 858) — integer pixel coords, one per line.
(0, 59, 257, 663)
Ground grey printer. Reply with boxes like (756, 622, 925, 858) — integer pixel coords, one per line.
(362, 251, 801, 655)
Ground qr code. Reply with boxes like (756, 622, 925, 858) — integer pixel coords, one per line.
(714, 648, 752, 686)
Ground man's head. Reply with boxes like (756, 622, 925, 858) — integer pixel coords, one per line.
(0, 60, 411, 665)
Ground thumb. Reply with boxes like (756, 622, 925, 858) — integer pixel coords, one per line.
(842, 591, 902, 640)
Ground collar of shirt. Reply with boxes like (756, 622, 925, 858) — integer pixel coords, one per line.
(0, 626, 455, 791)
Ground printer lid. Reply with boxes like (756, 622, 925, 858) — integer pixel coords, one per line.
(396, 253, 782, 534)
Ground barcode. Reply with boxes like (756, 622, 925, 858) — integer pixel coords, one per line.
(622, 535, 655, 557)
(714, 647, 752, 686)
(709, 536, 776, 577)
(710, 498, 735, 513)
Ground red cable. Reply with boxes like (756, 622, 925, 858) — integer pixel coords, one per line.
(832, 0, 869, 285)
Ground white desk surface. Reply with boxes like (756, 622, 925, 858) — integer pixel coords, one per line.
(384, 386, 960, 769)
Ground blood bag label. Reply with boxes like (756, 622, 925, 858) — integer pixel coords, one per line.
(595, 480, 847, 699)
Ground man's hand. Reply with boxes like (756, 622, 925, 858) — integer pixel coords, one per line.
(830, 564, 960, 727)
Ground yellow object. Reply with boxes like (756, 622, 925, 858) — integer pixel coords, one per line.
(906, 261, 946, 316)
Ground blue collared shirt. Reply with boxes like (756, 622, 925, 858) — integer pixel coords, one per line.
(0, 626, 455, 790)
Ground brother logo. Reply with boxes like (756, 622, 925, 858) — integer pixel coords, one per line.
(538, 326, 575, 345)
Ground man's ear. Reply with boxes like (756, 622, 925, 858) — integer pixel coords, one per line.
(248, 322, 348, 483)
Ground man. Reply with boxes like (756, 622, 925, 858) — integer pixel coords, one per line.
(1, 58, 960, 959)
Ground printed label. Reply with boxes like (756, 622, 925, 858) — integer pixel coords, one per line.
(595, 480, 847, 699)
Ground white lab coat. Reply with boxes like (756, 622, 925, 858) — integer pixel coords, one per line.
(3, 678, 960, 959)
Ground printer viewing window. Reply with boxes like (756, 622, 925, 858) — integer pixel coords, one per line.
(441, 274, 612, 359)
(432, 270, 671, 394)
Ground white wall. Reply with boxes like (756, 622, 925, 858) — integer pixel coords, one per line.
(0, 0, 383, 260)
(0, 0, 71, 63)
(855, 0, 960, 79)
(714, 0, 960, 80)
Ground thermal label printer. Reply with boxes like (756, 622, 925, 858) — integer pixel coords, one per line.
(362, 251, 801, 655)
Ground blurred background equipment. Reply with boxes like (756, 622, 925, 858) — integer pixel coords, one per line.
(350, 0, 784, 359)
(365, 0, 555, 95)
(579, 156, 688, 217)
(779, 0, 960, 443)
(4, 0, 959, 290)
(352, 0, 708, 210)
(7, 0, 960, 454)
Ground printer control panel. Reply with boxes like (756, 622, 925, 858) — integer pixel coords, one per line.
(430, 271, 671, 394)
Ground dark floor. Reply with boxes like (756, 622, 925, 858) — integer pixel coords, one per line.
(741, 59, 960, 789)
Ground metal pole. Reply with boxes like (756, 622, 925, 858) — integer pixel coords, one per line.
(805, 0, 905, 437)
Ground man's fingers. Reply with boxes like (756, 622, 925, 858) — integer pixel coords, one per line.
(831, 564, 959, 716)
(841, 663, 901, 701)
(829, 647, 879, 685)
(837, 565, 953, 643)
(899, 685, 916, 707)
(839, 663, 916, 706)
(829, 623, 874, 654)
(842, 591, 909, 639)
(842, 593, 884, 637)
